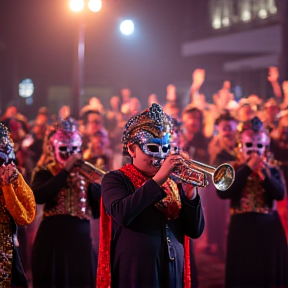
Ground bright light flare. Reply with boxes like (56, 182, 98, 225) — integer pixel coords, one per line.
(258, 9, 268, 19)
(69, 0, 85, 12)
(241, 10, 251, 22)
(88, 0, 102, 12)
(120, 20, 134, 35)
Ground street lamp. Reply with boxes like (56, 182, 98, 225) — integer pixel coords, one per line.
(69, 0, 102, 118)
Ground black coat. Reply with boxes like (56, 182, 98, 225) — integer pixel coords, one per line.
(217, 164, 288, 288)
(31, 168, 101, 288)
(101, 170, 205, 288)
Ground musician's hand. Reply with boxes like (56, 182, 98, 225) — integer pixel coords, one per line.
(152, 154, 182, 186)
(65, 153, 82, 172)
(0, 163, 19, 186)
(267, 66, 279, 83)
(182, 183, 197, 200)
(258, 162, 271, 181)
(246, 152, 262, 171)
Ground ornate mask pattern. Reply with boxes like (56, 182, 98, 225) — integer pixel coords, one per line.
(48, 118, 82, 166)
(237, 117, 270, 157)
(0, 123, 15, 165)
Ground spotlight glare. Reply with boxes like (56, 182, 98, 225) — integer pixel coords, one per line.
(241, 10, 251, 22)
(69, 0, 85, 12)
(88, 0, 102, 12)
(120, 20, 134, 35)
(258, 9, 268, 19)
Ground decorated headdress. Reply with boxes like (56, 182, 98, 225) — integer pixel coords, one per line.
(122, 103, 173, 158)
(237, 116, 270, 157)
(0, 122, 15, 165)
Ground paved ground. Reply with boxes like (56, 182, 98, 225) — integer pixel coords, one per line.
(193, 233, 226, 288)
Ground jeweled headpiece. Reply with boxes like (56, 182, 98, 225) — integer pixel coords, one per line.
(122, 103, 173, 157)
(237, 116, 265, 134)
(0, 122, 15, 165)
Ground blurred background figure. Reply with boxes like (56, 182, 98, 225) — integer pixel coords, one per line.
(80, 110, 107, 151)
(129, 97, 141, 116)
(213, 80, 234, 113)
(20, 115, 47, 183)
(163, 84, 181, 117)
(206, 111, 238, 260)
(104, 96, 124, 170)
(190, 68, 205, 103)
(148, 93, 159, 106)
(58, 105, 71, 120)
(83, 130, 112, 172)
(281, 80, 288, 110)
(237, 100, 256, 123)
(189, 69, 220, 138)
(270, 110, 288, 240)
(163, 102, 181, 121)
(29, 106, 49, 127)
(247, 94, 263, 115)
(120, 88, 131, 119)
(180, 105, 209, 163)
(81, 97, 105, 118)
(263, 98, 279, 137)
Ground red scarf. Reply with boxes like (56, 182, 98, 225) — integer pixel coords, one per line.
(96, 164, 191, 288)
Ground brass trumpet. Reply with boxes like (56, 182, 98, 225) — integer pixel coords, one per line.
(171, 157, 235, 191)
(74, 159, 106, 183)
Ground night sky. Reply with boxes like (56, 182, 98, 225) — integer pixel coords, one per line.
(0, 0, 195, 118)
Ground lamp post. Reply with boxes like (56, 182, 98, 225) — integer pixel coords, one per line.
(69, 0, 102, 118)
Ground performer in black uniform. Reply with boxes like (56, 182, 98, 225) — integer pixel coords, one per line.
(97, 103, 205, 288)
(217, 116, 288, 288)
(31, 117, 101, 288)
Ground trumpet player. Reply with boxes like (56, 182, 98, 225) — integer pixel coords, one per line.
(217, 116, 288, 288)
(30, 117, 101, 288)
(97, 103, 205, 288)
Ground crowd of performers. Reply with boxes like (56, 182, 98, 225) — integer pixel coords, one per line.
(1, 66, 288, 287)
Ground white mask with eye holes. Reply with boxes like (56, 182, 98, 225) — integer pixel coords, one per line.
(240, 130, 270, 157)
(50, 130, 82, 166)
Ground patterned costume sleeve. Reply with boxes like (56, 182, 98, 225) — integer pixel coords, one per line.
(1, 173, 36, 225)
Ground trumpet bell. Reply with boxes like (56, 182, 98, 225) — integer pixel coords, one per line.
(213, 163, 235, 191)
(171, 157, 235, 191)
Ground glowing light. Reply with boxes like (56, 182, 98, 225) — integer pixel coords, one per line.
(212, 17, 221, 29)
(269, 6, 277, 14)
(258, 9, 268, 19)
(88, 0, 102, 12)
(120, 20, 134, 35)
(241, 10, 251, 22)
(69, 0, 85, 12)
(19, 78, 34, 98)
(222, 17, 230, 27)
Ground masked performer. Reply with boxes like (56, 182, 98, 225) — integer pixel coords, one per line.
(31, 118, 101, 288)
(97, 103, 205, 288)
(0, 123, 36, 288)
(217, 116, 288, 288)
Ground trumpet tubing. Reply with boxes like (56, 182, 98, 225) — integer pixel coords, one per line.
(171, 157, 235, 191)
(75, 160, 106, 183)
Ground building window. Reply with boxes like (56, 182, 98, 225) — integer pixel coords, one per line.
(210, 0, 278, 29)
